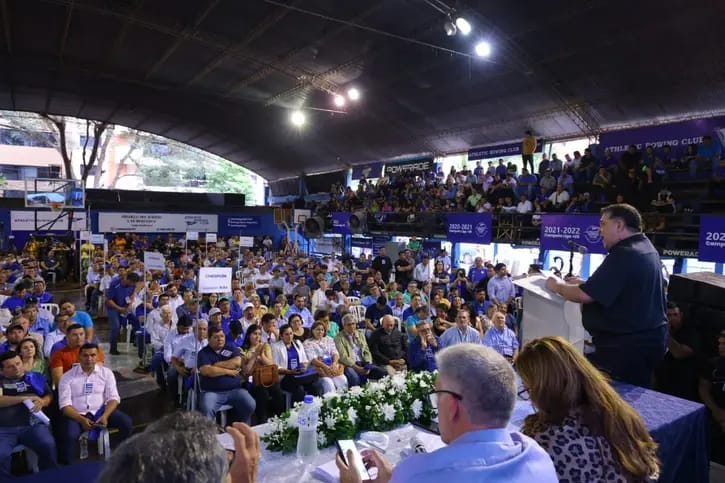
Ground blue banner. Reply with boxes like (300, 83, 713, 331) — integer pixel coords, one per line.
(540, 214, 606, 254)
(599, 115, 725, 158)
(468, 139, 544, 161)
(446, 213, 492, 244)
(220, 214, 262, 231)
(331, 212, 351, 235)
(372, 235, 390, 254)
(351, 162, 384, 179)
(699, 216, 725, 262)
(351, 236, 373, 249)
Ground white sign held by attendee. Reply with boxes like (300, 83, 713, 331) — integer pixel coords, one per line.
(144, 251, 166, 271)
(80, 231, 91, 241)
(198, 267, 232, 294)
(206, 233, 217, 243)
(186, 231, 199, 241)
(91, 234, 105, 244)
(239, 236, 254, 247)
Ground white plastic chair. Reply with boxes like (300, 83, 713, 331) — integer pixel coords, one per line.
(346, 296, 361, 305)
(11, 445, 39, 473)
(0, 294, 8, 306)
(349, 304, 366, 324)
(40, 303, 60, 316)
(392, 316, 402, 332)
(159, 284, 169, 293)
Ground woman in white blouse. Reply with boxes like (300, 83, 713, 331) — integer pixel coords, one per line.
(272, 324, 322, 403)
(303, 321, 347, 394)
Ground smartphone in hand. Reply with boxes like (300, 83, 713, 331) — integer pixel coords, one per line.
(336, 439, 370, 481)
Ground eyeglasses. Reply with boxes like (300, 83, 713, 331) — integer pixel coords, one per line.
(428, 389, 463, 409)
(517, 388, 530, 401)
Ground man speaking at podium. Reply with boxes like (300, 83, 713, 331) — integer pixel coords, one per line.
(545, 204, 667, 388)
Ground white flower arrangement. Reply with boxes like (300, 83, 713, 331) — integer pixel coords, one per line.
(262, 371, 437, 453)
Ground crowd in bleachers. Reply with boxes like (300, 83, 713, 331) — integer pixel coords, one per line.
(315, 136, 723, 220)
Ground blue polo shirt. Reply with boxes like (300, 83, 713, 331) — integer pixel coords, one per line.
(468, 267, 487, 284)
(197, 344, 242, 392)
(70, 310, 94, 330)
(106, 280, 135, 309)
(1, 296, 26, 313)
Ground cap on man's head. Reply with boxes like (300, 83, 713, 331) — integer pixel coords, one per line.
(242, 302, 254, 312)
(208, 308, 222, 317)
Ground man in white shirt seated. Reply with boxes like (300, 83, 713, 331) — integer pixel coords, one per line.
(43, 313, 71, 358)
(548, 184, 570, 211)
(170, 319, 208, 403)
(57, 343, 133, 464)
(148, 305, 175, 389)
(516, 194, 533, 214)
(337, 344, 557, 482)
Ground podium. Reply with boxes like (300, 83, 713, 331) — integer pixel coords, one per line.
(513, 275, 586, 352)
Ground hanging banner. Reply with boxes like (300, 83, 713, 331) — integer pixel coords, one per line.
(446, 213, 492, 244)
(198, 267, 233, 294)
(11, 210, 87, 231)
(351, 162, 384, 179)
(383, 158, 434, 176)
(699, 216, 725, 263)
(540, 214, 606, 254)
(468, 139, 544, 161)
(98, 212, 218, 233)
(220, 214, 262, 231)
(206, 233, 217, 243)
(599, 115, 725, 157)
(186, 231, 199, 241)
(143, 251, 166, 271)
(351, 236, 373, 249)
(372, 236, 390, 253)
(331, 212, 352, 235)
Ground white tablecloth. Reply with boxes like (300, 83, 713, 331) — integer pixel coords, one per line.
(253, 399, 536, 482)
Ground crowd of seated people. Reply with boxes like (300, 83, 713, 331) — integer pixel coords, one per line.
(313, 138, 723, 222)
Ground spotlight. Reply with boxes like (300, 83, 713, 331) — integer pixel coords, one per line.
(333, 94, 346, 107)
(443, 18, 457, 36)
(455, 17, 471, 35)
(475, 40, 491, 57)
(290, 110, 306, 127)
(347, 88, 360, 101)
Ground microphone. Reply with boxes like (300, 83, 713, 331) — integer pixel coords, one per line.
(410, 435, 428, 454)
(567, 240, 588, 254)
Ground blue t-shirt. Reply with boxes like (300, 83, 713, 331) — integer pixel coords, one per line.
(1, 296, 26, 313)
(106, 281, 135, 308)
(197, 344, 242, 392)
(70, 310, 94, 329)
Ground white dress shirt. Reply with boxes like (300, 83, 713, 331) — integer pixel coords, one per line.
(413, 262, 431, 283)
(172, 334, 208, 368)
(168, 295, 184, 313)
(43, 329, 66, 358)
(148, 316, 175, 351)
(163, 329, 190, 364)
(58, 364, 120, 415)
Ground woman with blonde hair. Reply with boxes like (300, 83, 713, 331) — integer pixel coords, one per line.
(517, 336, 659, 482)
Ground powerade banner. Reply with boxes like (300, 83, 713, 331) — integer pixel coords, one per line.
(351, 162, 384, 179)
(599, 115, 725, 157)
(331, 212, 351, 235)
(699, 216, 725, 262)
(446, 213, 492, 244)
(468, 139, 544, 161)
(383, 158, 434, 176)
(540, 214, 606, 254)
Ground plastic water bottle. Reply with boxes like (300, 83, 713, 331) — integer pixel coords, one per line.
(79, 434, 89, 460)
(296, 395, 319, 464)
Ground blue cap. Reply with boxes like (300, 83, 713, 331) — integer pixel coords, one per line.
(303, 395, 314, 404)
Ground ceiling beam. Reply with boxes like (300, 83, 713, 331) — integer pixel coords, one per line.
(144, 0, 222, 80)
(222, 1, 384, 96)
(57, 0, 75, 61)
(184, 3, 294, 87)
(104, 0, 146, 67)
(0, 0, 12, 54)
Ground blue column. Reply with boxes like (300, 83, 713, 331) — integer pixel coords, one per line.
(716, 263, 724, 275)
(343, 235, 352, 257)
(451, 242, 459, 268)
(580, 254, 591, 279)
(675, 257, 686, 274)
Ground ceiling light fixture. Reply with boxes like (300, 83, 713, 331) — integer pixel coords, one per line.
(290, 110, 306, 127)
(443, 16, 457, 36)
(333, 94, 346, 107)
(455, 17, 471, 35)
(474, 40, 492, 57)
(347, 88, 361, 101)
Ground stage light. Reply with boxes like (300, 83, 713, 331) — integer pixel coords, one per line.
(333, 94, 346, 107)
(475, 40, 491, 57)
(347, 88, 361, 101)
(443, 18, 457, 36)
(455, 17, 471, 35)
(290, 110, 306, 127)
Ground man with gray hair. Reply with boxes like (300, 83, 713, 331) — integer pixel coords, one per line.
(337, 343, 557, 482)
(97, 411, 260, 483)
